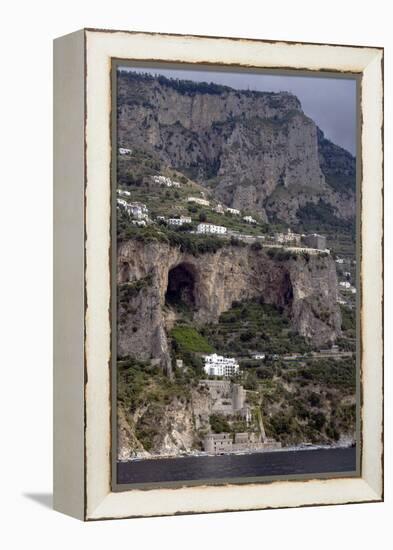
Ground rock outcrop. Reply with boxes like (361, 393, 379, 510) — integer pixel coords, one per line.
(117, 72, 355, 226)
(117, 239, 341, 371)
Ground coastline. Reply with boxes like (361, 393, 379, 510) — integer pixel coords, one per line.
(120, 441, 356, 463)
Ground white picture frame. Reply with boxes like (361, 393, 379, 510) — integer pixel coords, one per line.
(53, 28, 383, 521)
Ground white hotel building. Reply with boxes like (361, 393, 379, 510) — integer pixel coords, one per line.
(197, 223, 227, 235)
(203, 354, 240, 378)
(167, 216, 192, 226)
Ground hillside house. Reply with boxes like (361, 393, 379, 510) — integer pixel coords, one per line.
(118, 147, 132, 155)
(226, 207, 241, 215)
(117, 189, 131, 197)
(252, 353, 266, 360)
(197, 223, 227, 235)
(243, 215, 257, 224)
(117, 199, 148, 220)
(167, 216, 192, 226)
(128, 202, 148, 220)
(187, 196, 210, 206)
(117, 198, 128, 209)
(214, 204, 225, 214)
(275, 228, 301, 245)
(152, 175, 181, 188)
(203, 353, 239, 377)
(339, 281, 351, 289)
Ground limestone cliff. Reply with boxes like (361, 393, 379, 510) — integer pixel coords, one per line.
(117, 239, 341, 371)
(117, 72, 355, 227)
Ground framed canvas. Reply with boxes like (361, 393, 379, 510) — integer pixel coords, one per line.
(53, 28, 383, 521)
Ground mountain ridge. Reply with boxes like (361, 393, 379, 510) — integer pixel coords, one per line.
(117, 71, 355, 229)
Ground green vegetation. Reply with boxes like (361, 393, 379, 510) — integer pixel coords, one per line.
(202, 300, 312, 356)
(118, 275, 153, 302)
(340, 304, 356, 333)
(117, 357, 192, 451)
(337, 304, 356, 350)
(170, 325, 214, 354)
(318, 129, 356, 196)
(209, 414, 231, 434)
(261, 357, 356, 444)
(117, 219, 229, 255)
(297, 199, 355, 234)
(118, 358, 191, 413)
(298, 357, 356, 390)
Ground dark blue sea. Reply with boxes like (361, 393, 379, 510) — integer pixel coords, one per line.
(117, 446, 357, 485)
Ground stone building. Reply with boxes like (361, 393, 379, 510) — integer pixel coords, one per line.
(198, 380, 251, 422)
(302, 233, 327, 250)
(274, 227, 301, 245)
(203, 432, 281, 454)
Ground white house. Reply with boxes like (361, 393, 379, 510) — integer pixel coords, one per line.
(213, 204, 224, 214)
(117, 198, 129, 209)
(336, 258, 344, 264)
(252, 353, 266, 360)
(167, 216, 192, 226)
(129, 202, 148, 219)
(226, 207, 241, 215)
(339, 281, 351, 289)
(187, 197, 210, 207)
(117, 199, 148, 220)
(243, 215, 257, 224)
(203, 354, 240, 378)
(152, 175, 181, 188)
(118, 147, 132, 155)
(197, 223, 227, 235)
(117, 189, 131, 197)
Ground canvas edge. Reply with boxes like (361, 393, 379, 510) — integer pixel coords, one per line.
(80, 29, 383, 520)
(53, 29, 86, 520)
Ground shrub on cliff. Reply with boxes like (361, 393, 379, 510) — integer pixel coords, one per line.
(209, 414, 231, 434)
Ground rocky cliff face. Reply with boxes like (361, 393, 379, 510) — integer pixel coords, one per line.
(117, 72, 355, 226)
(117, 240, 341, 371)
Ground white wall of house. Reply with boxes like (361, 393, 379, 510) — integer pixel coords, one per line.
(197, 223, 227, 234)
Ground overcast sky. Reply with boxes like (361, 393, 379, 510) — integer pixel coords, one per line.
(119, 65, 357, 156)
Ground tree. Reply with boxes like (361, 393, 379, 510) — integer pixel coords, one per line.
(199, 211, 207, 222)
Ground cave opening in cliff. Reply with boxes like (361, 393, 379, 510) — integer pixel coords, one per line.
(280, 271, 294, 309)
(166, 263, 196, 311)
